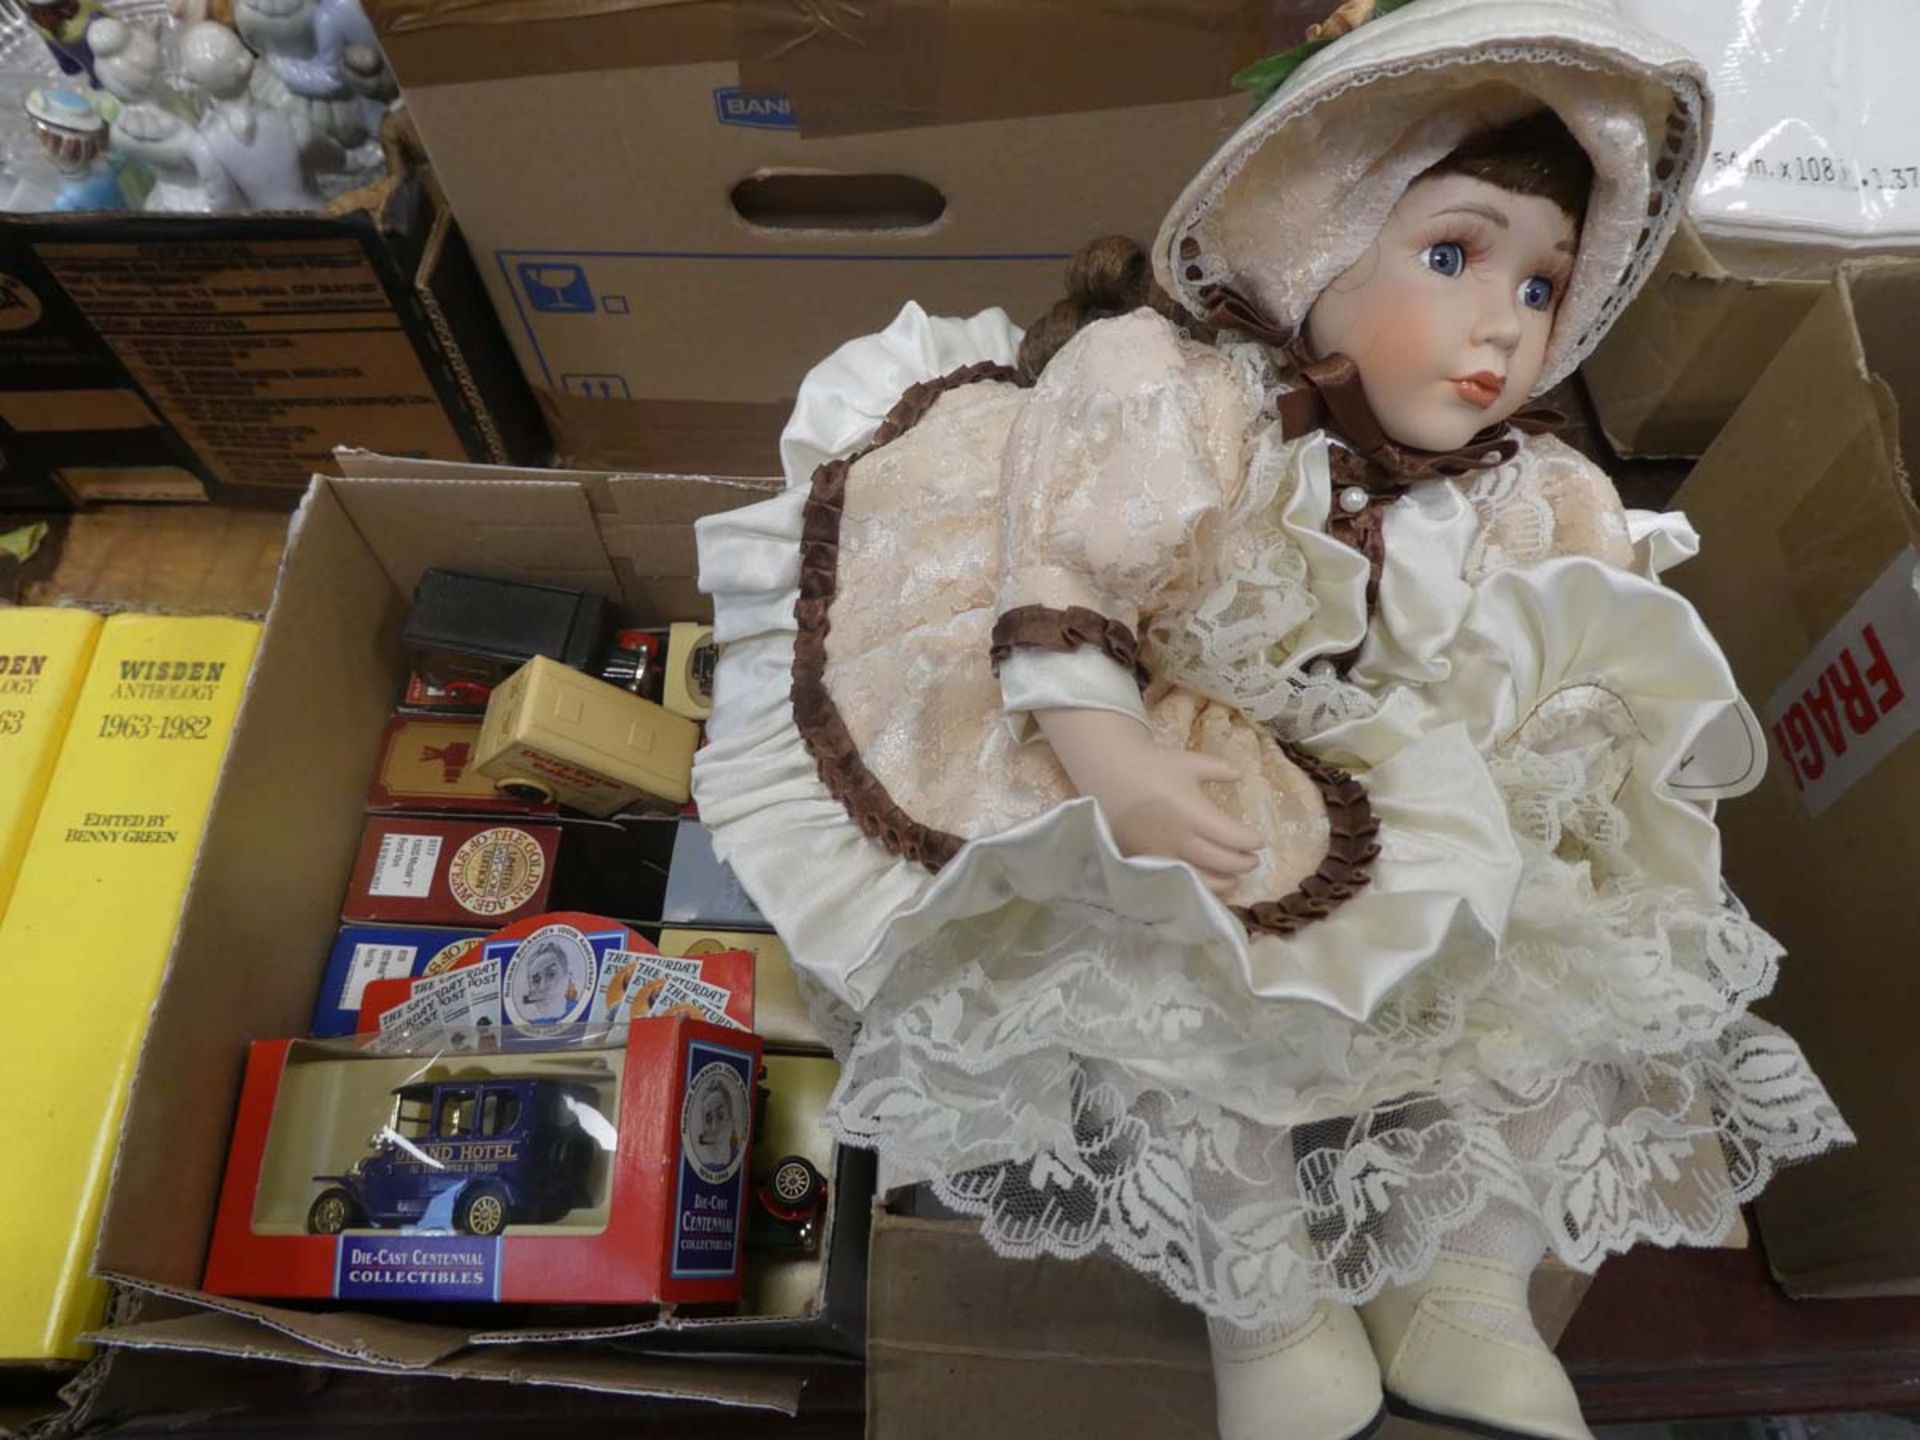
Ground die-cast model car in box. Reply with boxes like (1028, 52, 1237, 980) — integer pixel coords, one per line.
(304, 1074, 600, 1237)
(203, 1015, 763, 1306)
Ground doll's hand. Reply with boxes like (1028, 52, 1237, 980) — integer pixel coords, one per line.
(1034, 707, 1263, 896)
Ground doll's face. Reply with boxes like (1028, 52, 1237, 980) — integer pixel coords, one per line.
(1304, 172, 1577, 451)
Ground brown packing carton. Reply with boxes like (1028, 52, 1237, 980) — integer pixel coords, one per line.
(1582, 222, 1827, 460)
(1666, 260, 1920, 1297)
(360, 0, 1277, 472)
(864, 1206, 1593, 1440)
(0, 174, 547, 510)
(84, 459, 868, 1411)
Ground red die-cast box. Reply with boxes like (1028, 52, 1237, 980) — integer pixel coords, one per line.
(343, 817, 560, 927)
(203, 1016, 762, 1306)
(365, 715, 558, 818)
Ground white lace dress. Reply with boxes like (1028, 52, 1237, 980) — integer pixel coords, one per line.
(693, 303, 1850, 1326)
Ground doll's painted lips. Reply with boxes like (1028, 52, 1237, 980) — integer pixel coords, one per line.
(1452, 373, 1503, 409)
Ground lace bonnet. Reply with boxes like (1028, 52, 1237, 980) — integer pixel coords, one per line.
(1151, 0, 1709, 393)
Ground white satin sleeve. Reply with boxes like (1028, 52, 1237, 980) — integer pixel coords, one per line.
(1625, 508, 1702, 579)
(998, 646, 1151, 743)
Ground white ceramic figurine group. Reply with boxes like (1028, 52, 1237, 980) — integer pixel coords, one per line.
(19, 0, 394, 213)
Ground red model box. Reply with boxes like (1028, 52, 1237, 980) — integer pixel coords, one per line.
(365, 716, 557, 818)
(202, 1016, 762, 1306)
(343, 818, 560, 927)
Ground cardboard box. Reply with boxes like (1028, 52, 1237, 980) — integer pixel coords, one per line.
(203, 1017, 762, 1307)
(1583, 223, 1826, 459)
(342, 817, 561, 927)
(662, 622, 715, 722)
(1666, 260, 1920, 1297)
(865, 1199, 1593, 1440)
(660, 927, 824, 1054)
(84, 458, 869, 1409)
(364, 714, 558, 817)
(313, 924, 487, 1037)
(362, 0, 1265, 471)
(474, 656, 699, 817)
(662, 819, 768, 929)
(0, 177, 546, 510)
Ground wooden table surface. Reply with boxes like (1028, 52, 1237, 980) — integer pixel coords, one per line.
(1563, 1232, 1920, 1423)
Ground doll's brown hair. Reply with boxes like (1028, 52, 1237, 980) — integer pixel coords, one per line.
(1018, 107, 1594, 381)
(1420, 108, 1593, 228)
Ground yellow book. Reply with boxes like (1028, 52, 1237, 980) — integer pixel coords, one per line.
(0, 614, 259, 1361)
(0, 609, 102, 919)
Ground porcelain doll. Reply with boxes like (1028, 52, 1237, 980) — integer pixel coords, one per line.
(177, 21, 324, 211)
(692, 3, 1852, 1438)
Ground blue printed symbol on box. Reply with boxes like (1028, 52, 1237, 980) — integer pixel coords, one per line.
(335, 1234, 500, 1302)
(516, 261, 595, 313)
(713, 87, 797, 131)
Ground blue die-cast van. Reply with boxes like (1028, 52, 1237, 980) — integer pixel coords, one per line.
(306, 1076, 600, 1238)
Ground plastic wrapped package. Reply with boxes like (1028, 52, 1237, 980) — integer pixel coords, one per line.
(1623, 0, 1920, 254)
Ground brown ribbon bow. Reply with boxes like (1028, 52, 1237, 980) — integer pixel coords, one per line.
(1198, 282, 1565, 667)
(1200, 281, 1560, 485)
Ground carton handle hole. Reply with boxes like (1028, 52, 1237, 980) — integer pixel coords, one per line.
(730, 173, 947, 231)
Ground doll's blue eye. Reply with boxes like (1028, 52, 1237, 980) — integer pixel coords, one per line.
(1521, 275, 1556, 311)
(1423, 242, 1466, 277)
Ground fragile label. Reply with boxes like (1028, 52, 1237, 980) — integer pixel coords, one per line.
(344, 943, 421, 1009)
(368, 833, 442, 898)
(1764, 549, 1920, 815)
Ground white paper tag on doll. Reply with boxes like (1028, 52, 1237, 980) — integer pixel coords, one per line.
(1667, 699, 1767, 801)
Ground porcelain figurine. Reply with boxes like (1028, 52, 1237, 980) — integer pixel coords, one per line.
(84, 18, 237, 212)
(231, 0, 392, 167)
(19, 0, 107, 85)
(177, 21, 324, 211)
(25, 86, 133, 211)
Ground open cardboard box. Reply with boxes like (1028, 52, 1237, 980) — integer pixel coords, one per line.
(1667, 260, 1920, 1298)
(0, 167, 548, 512)
(80, 454, 871, 1412)
(865, 1195, 1599, 1440)
(359, 0, 1281, 473)
(1582, 223, 1828, 461)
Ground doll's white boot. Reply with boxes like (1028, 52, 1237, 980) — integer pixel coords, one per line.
(1208, 1302, 1386, 1440)
(1357, 1250, 1592, 1440)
